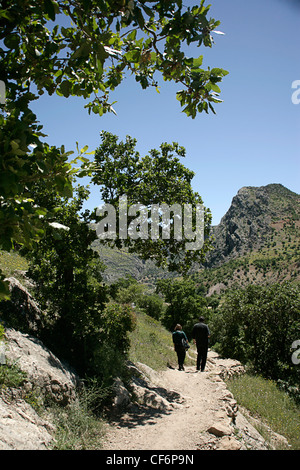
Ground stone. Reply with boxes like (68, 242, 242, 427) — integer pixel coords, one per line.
(234, 411, 269, 450)
(217, 436, 242, 451)
(131, 378, 174, 411)
(207, 422, 233, 437)
(4, 328, 79, 405)
(0, 396, 54, 450)
(1, 277, 43, 333)
(112, 378, 131, 409)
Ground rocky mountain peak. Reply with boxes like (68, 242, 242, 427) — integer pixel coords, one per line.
(206, 184, 299, 268)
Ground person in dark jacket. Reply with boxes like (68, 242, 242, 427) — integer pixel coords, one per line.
(172, 324, 189, 371)
(192, 317, 210, 372)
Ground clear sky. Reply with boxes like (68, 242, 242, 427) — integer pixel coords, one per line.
(31, 0, 300, 225)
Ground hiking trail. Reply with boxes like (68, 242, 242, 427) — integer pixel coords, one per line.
(101, 350, 285, 451)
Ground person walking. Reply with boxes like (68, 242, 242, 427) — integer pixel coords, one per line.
(192, 316, 210, 372)
(172, 324, 189, 371)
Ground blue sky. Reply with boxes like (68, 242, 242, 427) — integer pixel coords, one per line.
(31, 0, 300, 225)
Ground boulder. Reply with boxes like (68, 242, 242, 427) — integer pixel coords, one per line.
(112, 378, 131, 409)
(1, 277, 43, 333)
(4, 328, 79, 406)
(207, 422, 233, 437)
(216, 436, 242, 450)
(0, 396, 54, 450)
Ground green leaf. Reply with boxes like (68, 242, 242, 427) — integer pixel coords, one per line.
(71, 42, 92, 60)
(209, 82, 221, 93)
(4, 34, 20, 49)
(127, 30, 137, 41)
(0, 277, 10, 301)
(0, 9, 14, 21)
(80, 145, 88, 154)
(44, 0, 56, 21)
(192, 55, 203, 69)
(141, 4, 154, 18)
(208, 102, 216, 114)
(58, 80, 72, 98)
(211, 68, 229, 77)
(134, 7, 145, 29)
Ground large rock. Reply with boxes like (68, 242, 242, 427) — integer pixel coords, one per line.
(4, 328, 79, 406)
(0, 396, 54, 450)
(112, 361, 184, 413)
(1, 277, 43, 333)
(207, 422, 233, 437)
(0, 328, 81, 449)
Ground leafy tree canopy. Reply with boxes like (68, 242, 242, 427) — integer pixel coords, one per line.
(91, 131, 213, 273)
(156, 277, 208, 332)
(0, 0, 228, 296)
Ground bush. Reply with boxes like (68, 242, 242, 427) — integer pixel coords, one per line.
(91, 302, 137, 385)
(0, 361, 27, 389)
(0, 323, 4, 341)
(51, 380, 107, 450)
(210, 282, 300, 389)
(156, 278, 207, 335)
(137, 293, 165, 320)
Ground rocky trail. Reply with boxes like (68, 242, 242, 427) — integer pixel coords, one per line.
(102, 350, 287, 451)
(0, 327, 289, 450)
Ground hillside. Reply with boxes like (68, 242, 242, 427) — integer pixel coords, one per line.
(91, 244, 176, 286)
(206, 183, 299, 267)
(197, 184, 300, 294)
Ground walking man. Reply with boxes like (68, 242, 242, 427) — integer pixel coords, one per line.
(192, 316, 210, 372)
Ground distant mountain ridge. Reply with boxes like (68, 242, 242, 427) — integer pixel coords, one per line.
(206, 183, 300, 268)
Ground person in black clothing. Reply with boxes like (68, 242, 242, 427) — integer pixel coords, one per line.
(172, 324, 189, 371)
(192, 317, 210, 372)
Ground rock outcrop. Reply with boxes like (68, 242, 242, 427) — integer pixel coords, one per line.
(0, 277, 43, 334)
(0, 396, 54, 450)
(4, 328, 79, 406)
(206, 184, 299, 267)
(0, 328, 80, 450)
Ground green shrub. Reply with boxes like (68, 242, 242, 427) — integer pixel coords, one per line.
(137, 293, 165, 320)
(210, 282, 300, 390)
(0, 361, 27, 389)
(51, 380, 107, 450)
(0, 323, 4, 341)
(91, 302, 137, 385)
(156, 278, 207, 335)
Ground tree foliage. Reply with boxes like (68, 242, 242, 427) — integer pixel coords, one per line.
(1, 0, 227, 115)
(0, 0, 228, 296)
(23, 186, 107, 374)
(210, 282, 300, 391)
(21, 185, 136, 381)
(91, 131, 213, 273)
(156, 277, 208, 333)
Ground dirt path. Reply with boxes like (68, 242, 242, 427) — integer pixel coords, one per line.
(101, 350, 268, 451)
